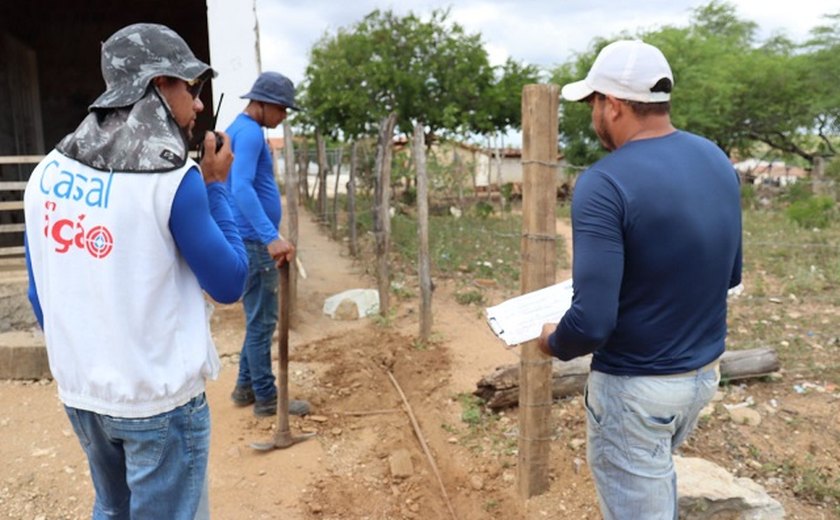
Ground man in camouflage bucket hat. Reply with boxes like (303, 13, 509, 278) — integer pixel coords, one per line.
(57, 23, 218, 172)
(24, 23, 248, 519)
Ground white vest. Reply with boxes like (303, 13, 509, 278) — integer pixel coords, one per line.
(24, 150, 219, 418)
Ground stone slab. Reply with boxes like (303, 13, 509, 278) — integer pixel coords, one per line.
(0, 330, 51, 380)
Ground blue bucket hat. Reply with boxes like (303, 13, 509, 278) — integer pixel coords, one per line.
(241, 71, 299, 110)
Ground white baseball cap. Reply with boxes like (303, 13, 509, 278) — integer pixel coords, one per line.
(561, 40, 673, 103)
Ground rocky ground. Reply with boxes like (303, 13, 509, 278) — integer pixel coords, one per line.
(0, 212, 838, 519)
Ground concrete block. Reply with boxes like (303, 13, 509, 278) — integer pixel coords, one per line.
(0, 330, 51, 380)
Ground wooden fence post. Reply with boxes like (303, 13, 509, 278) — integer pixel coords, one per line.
(812, 155, 826, 196)
(331, 146, 344, 237)
(413, 123, 432, 341)
(282, 121, 299, 320)
(316, 133, 328, 222)
(297, 138, 309, 202)
(374, 113, 398, 317)
(517, 83, 559, 499)
(347, 141, 359, 257)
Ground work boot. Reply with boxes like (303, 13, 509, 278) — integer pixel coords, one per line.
(253, 396, 311, 417)
(230, 385, 255, 407)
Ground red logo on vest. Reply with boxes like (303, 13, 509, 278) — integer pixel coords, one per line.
(43, 201, 114, 259)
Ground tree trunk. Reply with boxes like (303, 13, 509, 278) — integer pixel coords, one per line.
(373, 113, 397, 317)
(347, 141, 358, 257)
(812, 155, 826, 196)
(495, 132, 506, 212)
(414, 123, 432, 342)
(298, 139, 309, 202)
(475, 347, 781, 411)
(332, 146, 344, 237)
(453, 146, 464, 210)
(316, 133, 328, 221)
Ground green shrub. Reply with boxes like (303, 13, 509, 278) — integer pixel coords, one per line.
(784, 181, 814, 204)
(499, 182, 514, 203)
(455, 289, 484, 306)
(400, 186, 417, 206)
(786, 196, 836, 229)
(472, 201, 494, 219)
(741, 184, 757, 209)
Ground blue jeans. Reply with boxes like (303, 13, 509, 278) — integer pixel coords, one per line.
(584, 362, 720, 520)
(236, 241, 278, 401)
(64, 393, 211, 520)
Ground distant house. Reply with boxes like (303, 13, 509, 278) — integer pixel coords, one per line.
(734, 159, 808, 187)
(474, 147, 568, 190)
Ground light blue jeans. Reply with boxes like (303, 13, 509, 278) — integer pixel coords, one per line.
(64, 393, 211, 520)
(584, 362, 720, 520)
(236, 241, 279, 401)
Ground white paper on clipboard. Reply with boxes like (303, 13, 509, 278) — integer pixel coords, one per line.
(485, 278, 574, 347)
(486, 280, 746, 347)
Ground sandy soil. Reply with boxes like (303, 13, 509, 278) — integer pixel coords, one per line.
(1, 211, 838, 519)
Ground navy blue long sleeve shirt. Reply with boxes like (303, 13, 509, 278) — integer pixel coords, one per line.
(548, 131, 742, 375)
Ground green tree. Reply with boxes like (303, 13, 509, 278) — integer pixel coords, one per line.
(551, 1, 840, 172)
(473, 58, 542, 136)
(301, 9, 496, 142)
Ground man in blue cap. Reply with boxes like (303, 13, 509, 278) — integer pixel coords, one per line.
(227, 71, 309, 417)
(538, 40, 742, 519)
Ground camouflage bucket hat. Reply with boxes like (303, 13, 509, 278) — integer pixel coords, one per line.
(89, 23, 216, 110)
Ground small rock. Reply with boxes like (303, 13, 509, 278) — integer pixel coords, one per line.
(30, 448, 52, 458)
(389, 449, 414, 479)
(331, 428, 342, 436)
(729, 407, 762, 426)
(699, 404, 715, 420)
(470, 475, 484, 490)
(309, 415, 329, 423)
(766, 372, 783, 382)
(309, 502, 323, 514)
(334, 299, 359, 320)
(569, 438, 585, 451)
(447, 437, 458, 444)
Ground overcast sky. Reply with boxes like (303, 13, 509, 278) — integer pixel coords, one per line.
(256, 0, 835, 86)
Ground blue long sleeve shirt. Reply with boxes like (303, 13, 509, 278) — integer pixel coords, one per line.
(27, 167, 248, 327)
(548, 131, 742, 375)
(225, 113, 282, 244)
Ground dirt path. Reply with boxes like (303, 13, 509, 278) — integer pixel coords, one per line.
(2, 211, 837, 519)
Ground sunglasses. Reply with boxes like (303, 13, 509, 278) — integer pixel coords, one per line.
(185, 78, 206, 99)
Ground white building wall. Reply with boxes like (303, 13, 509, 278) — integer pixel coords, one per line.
(474, 152, 567, 187)
(206, 0, 260, 131)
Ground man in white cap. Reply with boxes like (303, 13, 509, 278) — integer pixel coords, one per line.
(226, 71, 308, 417)
(538, 40, 742, 519)
(24, 23, 247, 518)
